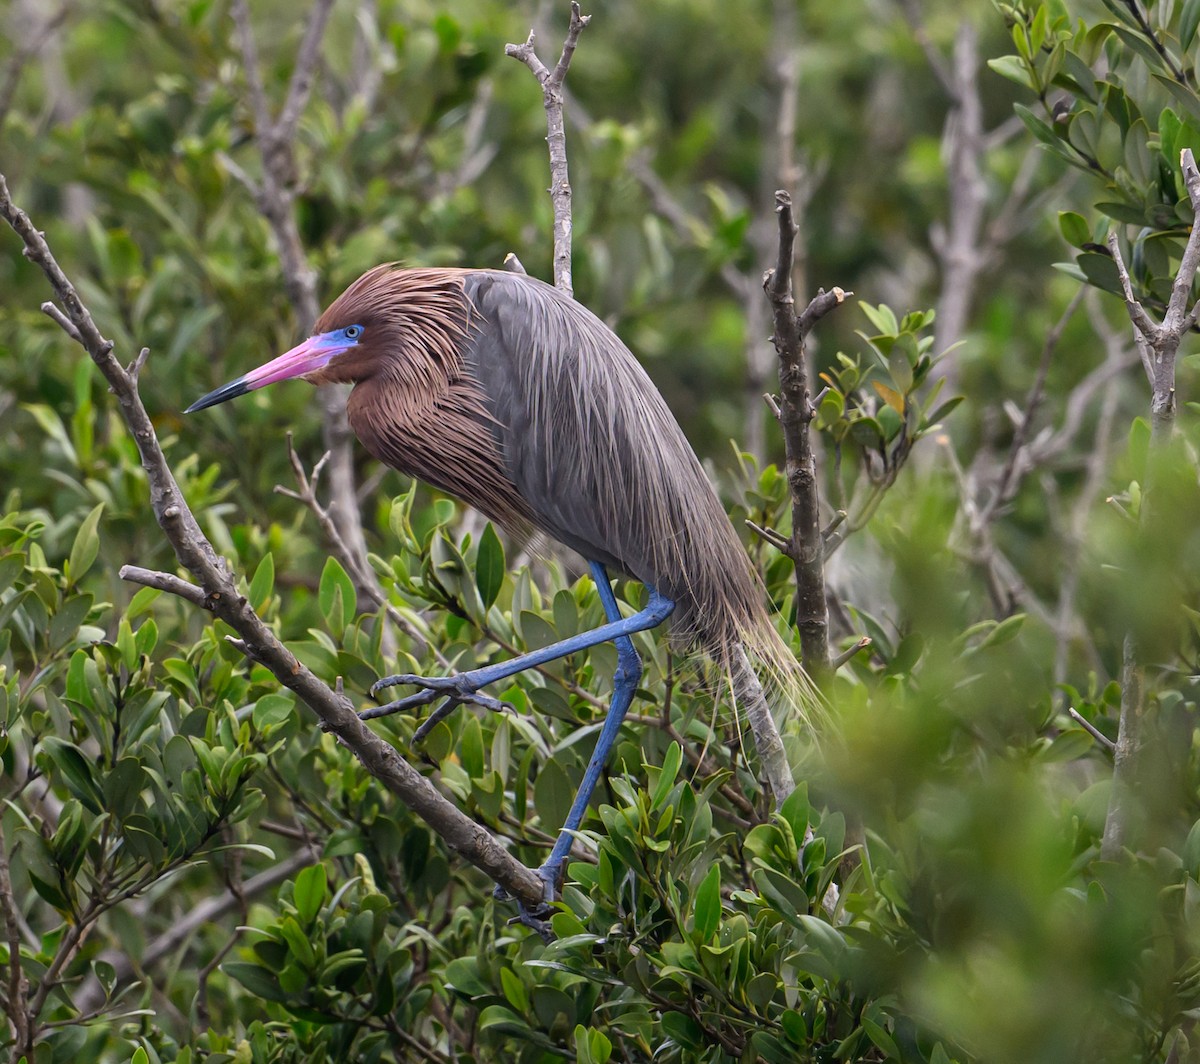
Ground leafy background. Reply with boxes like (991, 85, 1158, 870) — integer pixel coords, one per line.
(3, 0, 1200, 1061)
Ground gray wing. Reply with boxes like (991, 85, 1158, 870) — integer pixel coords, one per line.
(460, 270, 760, 646)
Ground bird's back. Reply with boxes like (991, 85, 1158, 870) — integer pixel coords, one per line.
(459, 270, 765, 654)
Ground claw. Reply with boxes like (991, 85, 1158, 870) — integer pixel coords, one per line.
(370, 673, 442, 698)
(360, 672, 511, 729)
(494, 863, 562, 942)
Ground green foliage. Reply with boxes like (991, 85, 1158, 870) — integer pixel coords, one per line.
(996, 0, 1200, 306)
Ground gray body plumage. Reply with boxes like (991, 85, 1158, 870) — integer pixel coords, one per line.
(459, 270, 763, 651)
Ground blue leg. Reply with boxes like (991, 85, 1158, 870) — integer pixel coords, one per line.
(535, 561, 646, 890)
(364, 572, 674, 738)
(364, 561, 674, 936)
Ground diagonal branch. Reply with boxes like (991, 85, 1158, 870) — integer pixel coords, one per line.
(0, 173, 545, 910)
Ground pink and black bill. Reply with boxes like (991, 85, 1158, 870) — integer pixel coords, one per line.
(184, 328, 361, 413)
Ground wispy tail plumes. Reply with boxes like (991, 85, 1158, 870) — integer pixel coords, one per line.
(720, 618, 823, 809)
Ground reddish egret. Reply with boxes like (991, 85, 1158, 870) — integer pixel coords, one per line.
(188, 266, 811, 922)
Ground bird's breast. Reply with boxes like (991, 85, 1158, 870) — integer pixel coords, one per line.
(346, 374, 534, 534)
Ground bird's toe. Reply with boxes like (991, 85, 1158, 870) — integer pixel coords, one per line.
(369, 673, 424, 698)
(359, 687, 438, 721)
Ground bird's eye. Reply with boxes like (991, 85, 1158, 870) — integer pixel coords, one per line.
(344, 324, 363, 340)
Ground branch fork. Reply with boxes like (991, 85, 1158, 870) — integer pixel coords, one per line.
(505, 2, 590, 296)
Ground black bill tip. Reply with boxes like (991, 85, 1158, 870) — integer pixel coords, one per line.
(185, 377, 251, 414)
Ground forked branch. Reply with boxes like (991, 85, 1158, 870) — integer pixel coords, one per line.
(763, 190, 848, 681)
(505, 2, 590, 295)
(1099, 148, 1198, 859)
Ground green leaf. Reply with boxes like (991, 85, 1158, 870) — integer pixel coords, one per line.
(974, 612, 1025, 650)
(781, 1009, 808, 1045)
(475, 523, 505, 609)
(859, 302, 899, 335)
(40, 737, 104, 813)
(534, 757, 575, 832)
(477, 1004, 532, 1037)
(500, 966, 529, 1013)
(1184, 0, 1200, 51)
(987, 54, 1035, 91)
(249, 553, 275, 612)
(444, 956, 489, 997)
(0, 554, 24, 596)
(1058, 210, 1091, 248)
(575, 1025, 613, 1064)
(693, 863, 721, 941)
(460, 715, 485, 779)
(252, 692, 295, 730)
(1014, 102, 1060, 148)
(1036, 728, 1096, 762)
(1076, 250, 1123, 294)
(67, 503, 105, 586)
(661, 1011, 704, 1050)
(779, 784, 810, 844)
(318, 557, 356, 634)
(651, 741, 682, 810)
(862, 1016, 900, 1058)
(1129, 416, 1151, 478)
(222, 962, 290, 1003)
(1182, 818, 1200, 877)
(293, 862, 327, 925)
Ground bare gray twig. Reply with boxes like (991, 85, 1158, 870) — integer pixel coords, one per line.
(505, 2, 590, 295)
(1100, 148, 1198, 859)
(73, 845, 320, 1015)
(764, 190, 838, 681)
(119, 566, 209, 608)
(1068, 707, 1116, 752)
(0, 1, 70, 130)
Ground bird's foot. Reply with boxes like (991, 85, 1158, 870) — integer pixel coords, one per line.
(362, 673, 509, 740)
(493, 863, 562, 943)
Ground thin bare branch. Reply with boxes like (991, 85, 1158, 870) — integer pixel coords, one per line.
(764, 190, 837, 681)
(1068, 707, 1116, 752)
(228, 0, 372, 594)
(798, 287, 849, 337)
(745, 519, 794, 557)
(1101, 150, 1200, 858)
(980, 287, 1086, 524)
(831, 636, 872, 670)
(39, 300, 83, 345)
(505, 2, 590, 295)
(119, 566, 209, 608)
(1107, 231, 1164, 349)
(277, 0, 337, 145)
(73, 845, 321, 1015)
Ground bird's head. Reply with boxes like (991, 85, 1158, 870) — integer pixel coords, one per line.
(185, 265, 468, 414)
